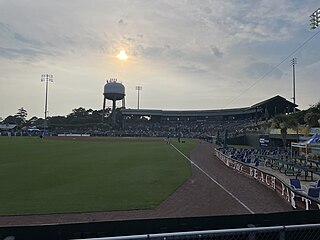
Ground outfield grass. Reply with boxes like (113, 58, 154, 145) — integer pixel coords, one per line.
(0, 137, 196, 215)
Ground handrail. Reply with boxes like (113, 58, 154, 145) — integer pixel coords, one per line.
(71, 223, 320, 240)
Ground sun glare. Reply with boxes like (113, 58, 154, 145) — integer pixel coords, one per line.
(117, 50, 128, 61)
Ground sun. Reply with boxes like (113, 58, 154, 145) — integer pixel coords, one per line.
(117, 50, 128, 61)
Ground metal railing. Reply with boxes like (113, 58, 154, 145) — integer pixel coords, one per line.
(72, 223, 320, 240)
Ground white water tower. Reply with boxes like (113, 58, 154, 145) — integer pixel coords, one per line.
(102, 78, 125, 125)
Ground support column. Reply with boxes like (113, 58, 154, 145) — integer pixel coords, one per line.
(112, 99, 116, 126)
(102, 97, 106, 123)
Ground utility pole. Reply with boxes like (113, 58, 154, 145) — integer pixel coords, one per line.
(41, 74, 54, 127)
(136, 86, 142, 109)
(290, 58, 297, 113)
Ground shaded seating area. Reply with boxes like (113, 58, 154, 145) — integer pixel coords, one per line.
(222, 147, 293, 166)
(241, 149, 320, 181)
(235, 135, 320, 173)
(222, 147, 301, 173)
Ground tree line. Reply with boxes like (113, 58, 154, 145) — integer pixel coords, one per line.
(1, 102, 319, 134)
(0, 107, 112, 130)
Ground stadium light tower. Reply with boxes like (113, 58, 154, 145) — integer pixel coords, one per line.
(310, 8, 320, 30)
(41, 74, 54, 126)
(290, 58, 297, 113)
(136, 86, 142, 109)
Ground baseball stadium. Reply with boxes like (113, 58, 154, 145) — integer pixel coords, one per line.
(1, 83, 320, 239)
(1, 2, 320, 240)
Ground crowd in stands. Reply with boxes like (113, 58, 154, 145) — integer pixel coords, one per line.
(0, 118, 260, 139)
(118, 119, 257, 138)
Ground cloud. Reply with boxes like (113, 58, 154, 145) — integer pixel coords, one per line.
(118, 19, 127, 27)
(0, 22, 49, 61)
(0, 0, 318, 117)
(176, 64, 207, 74)
(13, 33, 42, 46)
(0, 22, 11, 35)
(0, 47, 51, 60)
(211, 46, 223, 58)
(245, 62, 283, 80)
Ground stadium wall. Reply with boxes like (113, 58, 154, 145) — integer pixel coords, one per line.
(245, 134, 260, 148)
(1, 211, 320, 240)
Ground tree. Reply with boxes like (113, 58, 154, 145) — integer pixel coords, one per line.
(314, 101, 320, 111)
(15, 107, 28, 125)
(27, 116, 39, 125)
(3, 115, 22, 126)
(271, 114, 297, 148)
(68, 107, 88, 118)
(48, 116, 67, 125)
(26, 116, 45, 127)
(2, 107, 29, 127)
(304, 111, 320, 128)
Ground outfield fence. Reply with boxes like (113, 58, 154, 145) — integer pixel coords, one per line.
(73, 223, 320, 240)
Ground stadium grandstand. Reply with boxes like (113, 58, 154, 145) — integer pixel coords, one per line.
(121, 95, 297, 122)
(118, 95, 297, 138)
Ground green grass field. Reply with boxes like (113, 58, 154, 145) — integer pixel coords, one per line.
(0, 137, 196, 216)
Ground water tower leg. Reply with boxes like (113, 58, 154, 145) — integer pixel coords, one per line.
(112, 99, 116, 126)
(102, 97, 106, 123)
(122, 97, 126, 108)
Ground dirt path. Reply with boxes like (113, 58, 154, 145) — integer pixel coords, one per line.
(0, 141, 292, 227)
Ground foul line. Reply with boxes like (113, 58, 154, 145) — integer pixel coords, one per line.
(171, 143, 254, 214)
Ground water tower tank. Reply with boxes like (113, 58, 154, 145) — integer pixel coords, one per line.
(104, 81, 125, 100)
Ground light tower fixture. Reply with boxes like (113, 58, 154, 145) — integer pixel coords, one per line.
(41, 74, 54, 126)
(135, 86, 142, 109)
(310, 8, 320, 30)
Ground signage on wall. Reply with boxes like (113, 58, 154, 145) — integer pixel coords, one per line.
(259, 135, 270, 147)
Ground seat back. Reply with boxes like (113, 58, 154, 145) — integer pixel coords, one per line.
(308, 188, 320, 198)
(290, 179, 301, 190)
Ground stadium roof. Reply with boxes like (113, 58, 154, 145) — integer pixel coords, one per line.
(121, 107, 255, 117)
(250, 95, 298, 109)
(121, 95, 296, 118)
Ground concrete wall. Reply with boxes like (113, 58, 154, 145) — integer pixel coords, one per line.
(227, 134, 283, 148)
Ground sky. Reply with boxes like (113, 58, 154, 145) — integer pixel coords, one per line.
(0, 0, 319, 119)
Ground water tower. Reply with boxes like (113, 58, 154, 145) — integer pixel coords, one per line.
(102, 78, 125, 125)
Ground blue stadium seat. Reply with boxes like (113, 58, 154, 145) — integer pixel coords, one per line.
(308, 188, 320, 199)
(290, 179, 305, 192)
